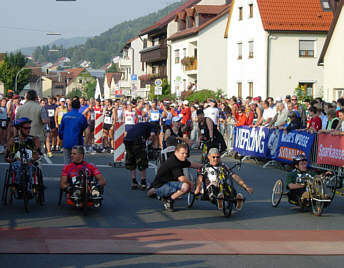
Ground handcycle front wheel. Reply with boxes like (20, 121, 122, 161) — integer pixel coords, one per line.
(82, 171, 89, 216)
(272, 179, 284, 208)
(311, 177, 325, 216)
(223, 192, 234, 217)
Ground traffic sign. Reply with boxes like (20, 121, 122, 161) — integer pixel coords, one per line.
(154, 86, 162, 95)
(131, 74, 137, 81)
(155, 79, 162, 86)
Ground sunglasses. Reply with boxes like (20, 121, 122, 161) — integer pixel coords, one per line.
(212, 156, 220, 159)
(291, 99, 297, 101)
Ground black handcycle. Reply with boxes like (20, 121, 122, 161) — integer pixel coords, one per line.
(1, 147, 44, 212)
(187, 161, 242, 217)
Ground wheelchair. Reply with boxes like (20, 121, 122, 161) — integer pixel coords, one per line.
(1, 162, 44, 212)
(271, 173, 332, 216)
(58, 168, 103, 216)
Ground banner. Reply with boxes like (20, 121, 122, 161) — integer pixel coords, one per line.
(233, 126, 270, 158)
(317, 133, 344, 167)
(272, 130, 315, 163)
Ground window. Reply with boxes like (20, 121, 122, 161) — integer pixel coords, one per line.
(248, 82, 253, 97)
(79, 79, 83, 84)
(194, 48, 198, 59)
(183, 48, 187, 58)
(237, 42, 242, 60)
(320, 0, 331, 11)
(175, 50, 180, 64)
(299, 82, 314, 97)
(239, 7, 243, 20)
(249, 4, 253, 18)
(299, 40, 315, 57)
(237, 82, 242, 98)
(248, 41, 254, 58)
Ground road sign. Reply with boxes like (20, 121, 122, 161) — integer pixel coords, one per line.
(131, 74, 137, 81)
(155, 79, 162, 86)
(154, 86, 162, 95)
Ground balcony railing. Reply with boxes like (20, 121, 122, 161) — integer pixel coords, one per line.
(140, 44, 168, 63)
(119, 57, 131, 67)
(139, 74, 167, 89)
(185, 59, 198, 71)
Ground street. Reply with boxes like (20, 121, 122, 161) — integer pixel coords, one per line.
(0, 152, 344, 267)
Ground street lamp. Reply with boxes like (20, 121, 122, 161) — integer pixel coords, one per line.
(14, 67, 41, 94)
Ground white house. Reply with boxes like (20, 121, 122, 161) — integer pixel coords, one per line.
(318, 0, 344, 101)
(225, 0, 333, 100)
(103, 72, 121, 99)
(168, 0, 230, 94)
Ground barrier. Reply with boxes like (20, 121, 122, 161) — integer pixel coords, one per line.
(94, 111, 104, 145)
(113, 122, 125, 164)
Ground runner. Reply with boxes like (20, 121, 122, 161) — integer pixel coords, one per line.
(102, 99, 115, 153)
(55, 98, 68, 152)
(45, 97, 58, 157)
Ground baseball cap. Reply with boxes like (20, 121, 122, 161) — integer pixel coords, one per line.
(208, 148, 220, 155)
(172, 116, 182, 122)
(209, 99, 216, 103)
(60, 98, 66, 102)
(276, 96, 282, 102)
(13, 95, 20, 99)
(285, 95, 291, 99)
(183, 100, 189, 105)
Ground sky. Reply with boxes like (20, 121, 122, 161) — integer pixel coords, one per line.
(0, 0, 179, 52)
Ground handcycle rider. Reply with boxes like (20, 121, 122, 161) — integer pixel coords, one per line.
(60, 145, 106, 206)
(4, 117, 43, 198)
(194, 148, 253, 210)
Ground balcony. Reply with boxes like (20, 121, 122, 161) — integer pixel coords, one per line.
(119, 57, 131, 68)
(140, 44, 168, 63)
(119, 80, 131, 89)
(182, 58, 197, 75)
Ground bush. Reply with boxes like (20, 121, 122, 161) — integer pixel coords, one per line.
(185, 89, 219, 103)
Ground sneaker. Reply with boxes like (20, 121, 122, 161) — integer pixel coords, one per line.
(47, 152, 53, 158)
(131, 179, 138, 190)
(162, 198, 175, 212)
(236, 193, 244, 211)
(140, 180, 147, 191)
(147, 187, 157, 198)
(110, 149, 114, 154)
(217, 192, 224, 209)
(101, 148, 106, 153)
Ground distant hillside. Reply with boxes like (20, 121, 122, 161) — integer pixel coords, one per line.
(20, 37, 87, 56)
(32, 0, 186, 68)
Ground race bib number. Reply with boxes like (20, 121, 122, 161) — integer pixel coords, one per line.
(1, 121, 6, 127)
(48, 109, 55, 117)
(104, 116, 112, 124)
(137, 115, 143, 122)
(15, 149, 33, 160)
(90, 112, 95, 120)
(201, 129, 205, 134)
(151, 113, 160, 121)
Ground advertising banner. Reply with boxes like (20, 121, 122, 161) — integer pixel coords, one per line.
(233, 126, 270, 158)
(317, 133, 344, 167)
(273, 130, 315, 163)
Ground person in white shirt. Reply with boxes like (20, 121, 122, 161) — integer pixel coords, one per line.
(256, 100, 275, 126)
(204, 99, 219, 126)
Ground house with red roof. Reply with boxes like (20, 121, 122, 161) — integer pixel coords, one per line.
(64, 68, 95, 96)
(103, 72, 122, 99)
(225, 0, 333, 99)
(168, 1, 231, 93)
(318, 0, 344, 101)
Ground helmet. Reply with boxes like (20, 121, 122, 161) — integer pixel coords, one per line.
(14, 117, 32, 128)
(293, 154, 307, 165)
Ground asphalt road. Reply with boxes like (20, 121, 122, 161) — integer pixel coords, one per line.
(0, 151, 344, 267)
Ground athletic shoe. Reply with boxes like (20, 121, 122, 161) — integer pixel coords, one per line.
(110, 149, 114, 154)
(217, 192, 224, 209)
(162, 198, 175, 212)
(47, 152, 53, 158)
(131, 179, 138, 190)
(236, 193, 244, 211)
(140, 180, 147, 191)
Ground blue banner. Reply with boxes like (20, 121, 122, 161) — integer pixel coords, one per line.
(233, 126, 270, 158)
(269, 130, 315, 163)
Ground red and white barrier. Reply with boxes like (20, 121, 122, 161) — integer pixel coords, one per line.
(94, 112, 104, 145)
(114, 122, 125, 163)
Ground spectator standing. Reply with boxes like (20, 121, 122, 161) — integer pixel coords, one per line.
(58, 98, 88, 165)
(291, 96, 307, 128)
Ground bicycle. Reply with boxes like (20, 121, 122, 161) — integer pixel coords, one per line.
(1, 145, 44, 212)
(272, 173, 331, 216)
(58, 168, 103, 216)
(187, 161, 242, 217)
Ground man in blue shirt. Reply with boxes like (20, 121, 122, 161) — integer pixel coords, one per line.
(124, 122, 158, 190)
(59, 98, 88, 165)
(78, 97, 89, 114)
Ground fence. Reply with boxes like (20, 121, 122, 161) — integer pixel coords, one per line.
(230, 126, 344, 176)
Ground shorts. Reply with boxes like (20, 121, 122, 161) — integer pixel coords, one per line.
(125, 124, 135, 132)
(0, 119, 7, 129)
(155, 181, 183, 198)
(49, 119, 56, 129)
(88, 120, 95, 132)
(103, 123, 112, 131)
(124, 141, 148, 171)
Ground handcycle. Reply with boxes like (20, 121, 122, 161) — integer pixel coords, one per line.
(58, 168, 103, 216)
(187, 161, 243, 217)
(322, 171, 344, 201)
(1, 147, 44, 212)
(271, 173, 332, 216)
(200, 139, 226, 164)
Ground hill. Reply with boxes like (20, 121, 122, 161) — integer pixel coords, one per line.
(32, 0, 186, 68)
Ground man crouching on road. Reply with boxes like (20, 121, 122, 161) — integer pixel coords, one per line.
(148, 143, 202, 211)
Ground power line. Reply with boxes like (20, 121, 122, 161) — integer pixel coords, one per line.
(0, 25, 53, 33)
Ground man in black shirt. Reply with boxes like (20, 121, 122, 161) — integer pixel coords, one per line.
(148, 143, 202, 211)
(124, 122, 158, 190)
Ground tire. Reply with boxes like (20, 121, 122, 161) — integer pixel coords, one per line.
(187, 192, 195, 208)
(223, 192, 233, 217)
(2, 169, 9, 205)
(311, 177, 325, 216)
(272, 179, 284, 207)
(324, 175, 337, 202)
(82, 171, 88, 216)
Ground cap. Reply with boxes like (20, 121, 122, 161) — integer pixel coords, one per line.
(208, 148, 220, 155)
(13, 94, 20, 99)
(253, 97, 260, 102)
(209, 99, 216, 103)
(170, 103, 176, 107)
(285, 95, 291, 99)
(276, 96, 282, 102)
(183, 100, 189, 105)
(60, 98, 66, 102)
(172, 116, 182, 122)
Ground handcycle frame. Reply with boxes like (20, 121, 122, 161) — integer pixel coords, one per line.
(58, 169, 102, 216)
(1, 146, 44, 212)
(271, 174, 332, 216)
(187, 161, 242, 217)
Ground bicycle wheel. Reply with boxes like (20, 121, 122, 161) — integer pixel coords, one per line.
(272, 179, 284, 207)
(82, 173, 88, 216)
(2, 169, 9, 205)
(187, 192, 195, 208)
(311, 177, 325, 216)
(324, 175, 337, 202)
(223, 193, 233, 217)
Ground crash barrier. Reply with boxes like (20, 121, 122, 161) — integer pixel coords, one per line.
(232, 126, 344, 174)
(94, 111, 104, 146)
(113, 122, 125, 164)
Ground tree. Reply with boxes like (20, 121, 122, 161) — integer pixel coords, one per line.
(106, 63, 119, 73)
(0, 52, 31, 95)
(85, 80, 97, 100)
(66, 89, 82, 99)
